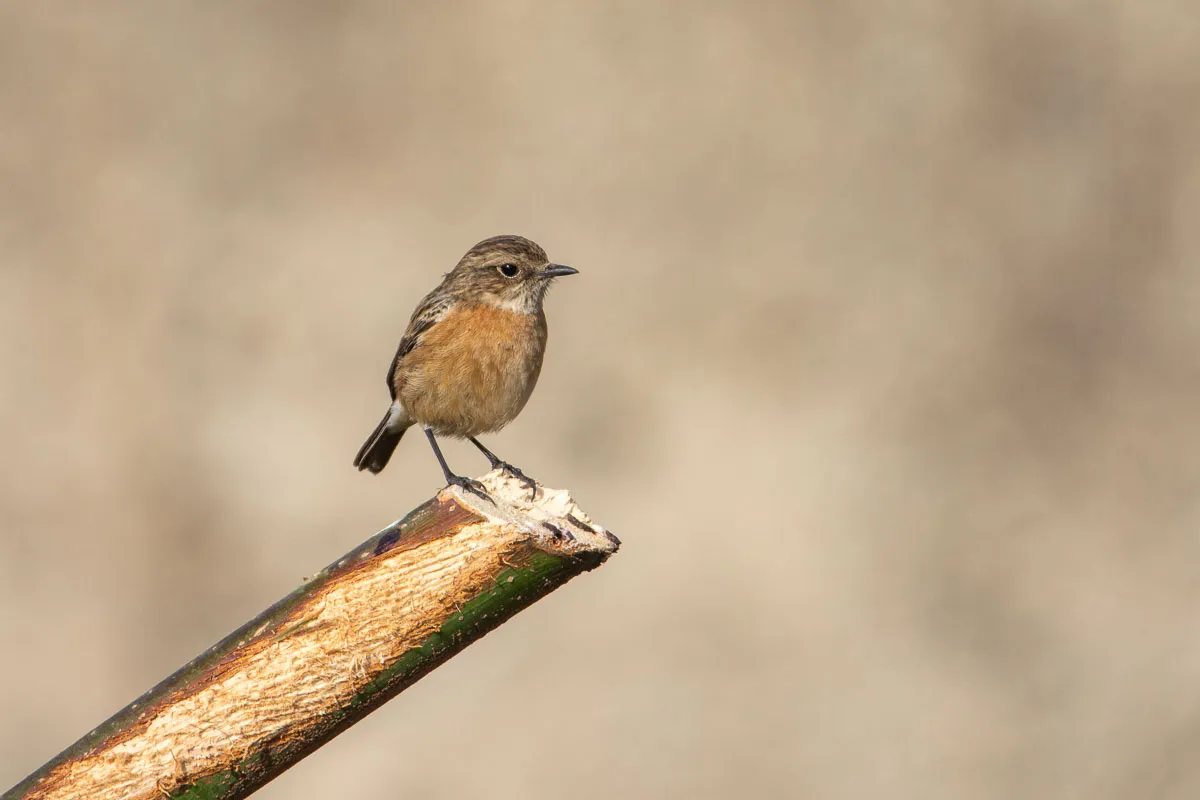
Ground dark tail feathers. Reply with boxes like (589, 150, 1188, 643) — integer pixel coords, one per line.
(354, 412, 406, 473)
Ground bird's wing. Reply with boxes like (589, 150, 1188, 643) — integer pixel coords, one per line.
(385, 290, 454, 399)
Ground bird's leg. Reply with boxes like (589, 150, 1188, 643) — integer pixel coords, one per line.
(424, 427, 490, 502)
(469, 437, 537, 497)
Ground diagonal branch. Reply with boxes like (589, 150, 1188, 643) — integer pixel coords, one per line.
(4, 473, 619, 800)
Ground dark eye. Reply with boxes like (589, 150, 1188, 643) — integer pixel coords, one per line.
(498, 263, 519, 278)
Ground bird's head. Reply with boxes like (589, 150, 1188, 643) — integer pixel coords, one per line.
(446, 235, 577, 313)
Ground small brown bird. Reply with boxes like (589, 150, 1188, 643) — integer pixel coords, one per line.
(354, 235, 577, 497)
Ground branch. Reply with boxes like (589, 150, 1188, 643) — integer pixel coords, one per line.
(5, 472, 618, 800)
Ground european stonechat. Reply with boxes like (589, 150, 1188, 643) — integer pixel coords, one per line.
(353, 235, 577, 498)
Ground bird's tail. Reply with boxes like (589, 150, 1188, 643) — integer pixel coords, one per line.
(354, 408, 408, 473)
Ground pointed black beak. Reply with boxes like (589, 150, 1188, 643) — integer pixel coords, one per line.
(540, 264, 578, 278)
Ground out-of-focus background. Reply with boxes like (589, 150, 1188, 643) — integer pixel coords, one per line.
(2, 3, 1198, 798)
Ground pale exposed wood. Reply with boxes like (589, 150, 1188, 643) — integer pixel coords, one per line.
(7, 472, 617, 800)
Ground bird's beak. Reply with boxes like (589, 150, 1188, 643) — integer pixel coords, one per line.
(540, 264, 579, 278)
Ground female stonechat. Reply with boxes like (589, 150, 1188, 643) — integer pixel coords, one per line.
(354, 235, 577, 498)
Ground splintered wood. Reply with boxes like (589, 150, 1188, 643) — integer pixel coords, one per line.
(16, 472, 617, 800)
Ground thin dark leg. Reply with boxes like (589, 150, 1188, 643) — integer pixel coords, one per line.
(468, 437, 537, 497)
(424, 427, 490, 501)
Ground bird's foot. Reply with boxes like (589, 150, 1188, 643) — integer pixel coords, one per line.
(494, 461, 538, 499)
(446, 474, 492, 503)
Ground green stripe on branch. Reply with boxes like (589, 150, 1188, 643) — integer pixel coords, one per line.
(5, 473, 618, 800)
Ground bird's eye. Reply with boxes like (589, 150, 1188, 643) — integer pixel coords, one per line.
(498, 263, 519, 278)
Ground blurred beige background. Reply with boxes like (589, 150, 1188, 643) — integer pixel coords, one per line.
(2, 2, 1199, 798)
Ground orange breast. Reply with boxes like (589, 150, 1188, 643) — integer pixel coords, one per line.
(396, 304, 548, 437)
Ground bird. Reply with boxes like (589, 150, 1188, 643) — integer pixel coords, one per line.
(353, 234, 577, 499)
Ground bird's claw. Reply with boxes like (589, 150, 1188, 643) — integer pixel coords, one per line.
(496, 462, 537, 500)
(447, 475, 492, 503)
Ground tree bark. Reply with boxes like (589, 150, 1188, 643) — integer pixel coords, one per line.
(4, 473, 618, 800)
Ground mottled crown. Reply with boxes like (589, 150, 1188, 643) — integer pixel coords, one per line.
(454, 235, 549, 270)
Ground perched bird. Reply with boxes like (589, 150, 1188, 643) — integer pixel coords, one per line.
(354, 235, 577, 498)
